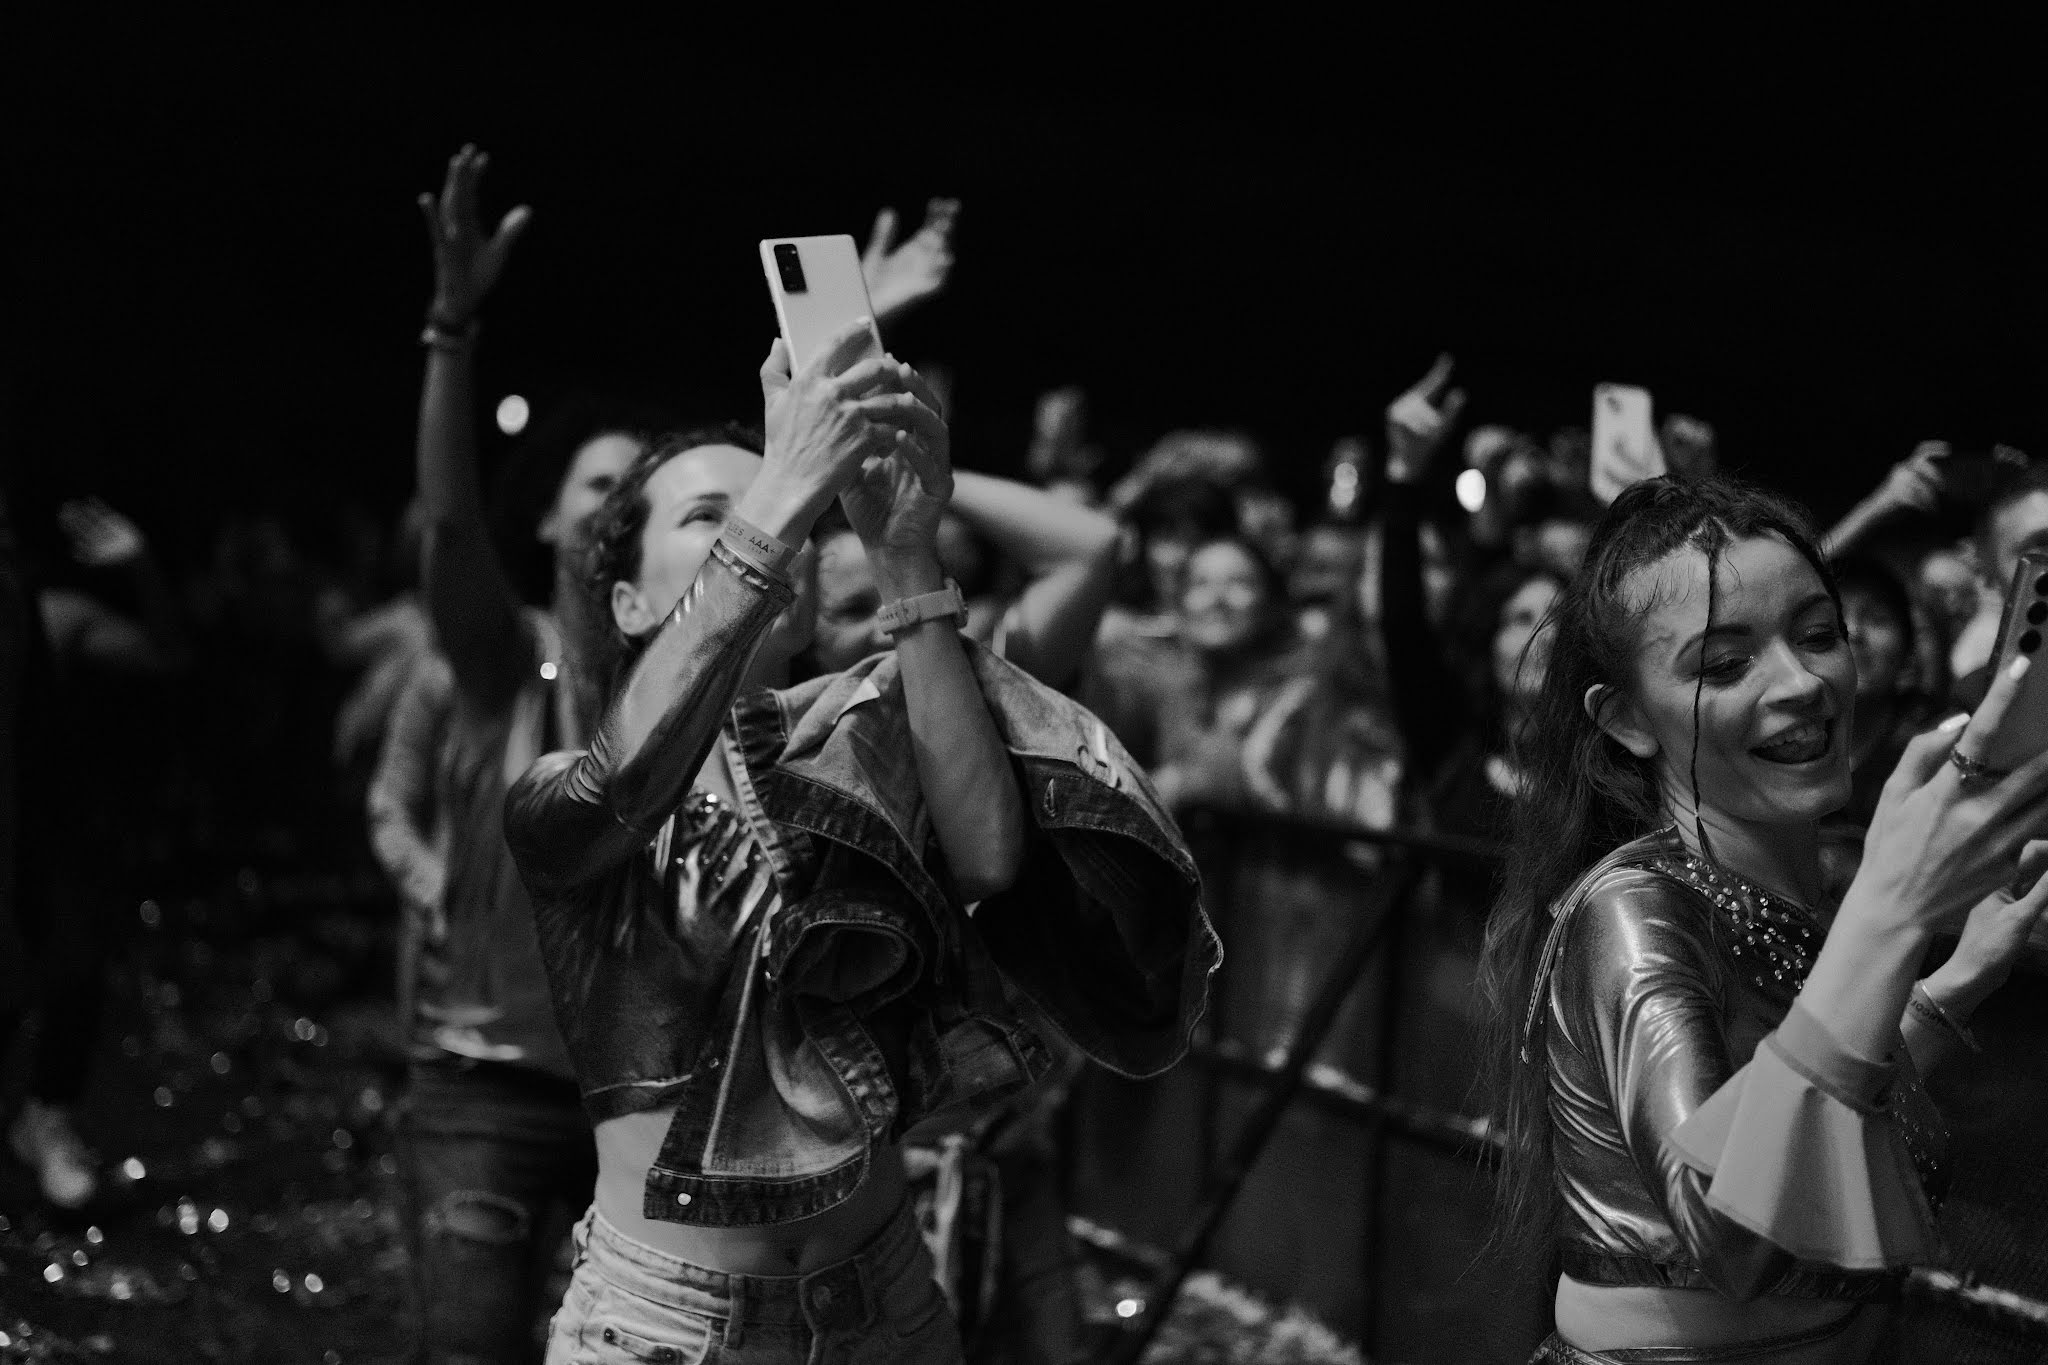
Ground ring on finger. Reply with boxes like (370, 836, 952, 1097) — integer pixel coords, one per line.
(1950, 747, 2010, 790)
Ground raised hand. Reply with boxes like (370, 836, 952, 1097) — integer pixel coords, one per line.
(839, 365, 955, 579)
(1877, 440, 1950, 517)
(1940, 840, 2048, 1001)
(1385, 354, 1468, 483)
(416, 144, 532, 327)
(862, 198, 961, 325)
(59, 498, 147, 568)
(747, 320, 922, 544)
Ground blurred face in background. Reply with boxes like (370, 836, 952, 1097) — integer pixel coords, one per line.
(542, 432, 644, 546)
(1841, 582, 1911, 701)
(1918, 548, 1981, 634)
(1520, 518, 1594, 580)
(1290, 525, 1363, 608)
(1181, 540, 1273, 656)
(1145, 531, 1198, 611)
(1494, 575, 1562, 701)
(812, 530, 889, 672)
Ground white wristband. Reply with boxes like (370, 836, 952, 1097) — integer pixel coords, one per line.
(876, 580, 968, 637)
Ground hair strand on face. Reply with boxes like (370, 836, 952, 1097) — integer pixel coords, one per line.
(1475, 474, 1839, 1276)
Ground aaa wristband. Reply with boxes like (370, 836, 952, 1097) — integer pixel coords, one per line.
(718, 514, 800, 582)
(876, 580, 968, 637)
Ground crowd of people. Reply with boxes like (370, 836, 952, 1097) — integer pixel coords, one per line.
(4, 141, 2047, 1365)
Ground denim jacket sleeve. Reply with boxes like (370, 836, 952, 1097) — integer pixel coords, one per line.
(963, 647, 1218, 1078)
(504, 541, 796, 896)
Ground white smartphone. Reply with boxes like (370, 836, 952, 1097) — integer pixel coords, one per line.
(759, 235, 883, 373)
(1589, 383, 1666, 505)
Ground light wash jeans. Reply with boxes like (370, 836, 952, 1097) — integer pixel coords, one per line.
(545, 1197, 963, 1365)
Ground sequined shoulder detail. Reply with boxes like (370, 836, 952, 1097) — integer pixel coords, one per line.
(1638, 846, 1950, 1202)
(1637, 850, 1821, 999)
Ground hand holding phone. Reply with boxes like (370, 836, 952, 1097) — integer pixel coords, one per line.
(1589, 383, 1665, 505)
(761, 235, 884, 373)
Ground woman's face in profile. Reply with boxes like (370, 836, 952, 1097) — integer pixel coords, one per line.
(1616, 534, 1854, 828)
(615, 444, 815, 664)
(1181, 541, 1271, 655)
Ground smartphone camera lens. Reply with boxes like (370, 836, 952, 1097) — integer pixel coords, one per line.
(773, 243, 807, 294)
(2034, 572, 2048, 597)
(2023, 630, 2042, 655)
(2029, 601, 2047, 626)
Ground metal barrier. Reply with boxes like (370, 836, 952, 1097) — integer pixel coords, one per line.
(1080, 807, 2048, 1362)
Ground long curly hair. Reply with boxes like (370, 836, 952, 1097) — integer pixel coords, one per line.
(1477, 474, 1840, 1272)
(571, 422, 765, 701)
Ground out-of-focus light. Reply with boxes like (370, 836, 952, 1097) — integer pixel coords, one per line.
(1456, 468, 1488, 514)
(1115, 1297, 1143, 1319)
(304, 1272, 326, 1294)
(538, 661, 558, 682)
(121, 1157, 147, 1181)
(208, 1208, 230, 1233)
(496, 394, 530, 435)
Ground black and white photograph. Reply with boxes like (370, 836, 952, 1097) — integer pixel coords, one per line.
(3, 17, 2046, 1364)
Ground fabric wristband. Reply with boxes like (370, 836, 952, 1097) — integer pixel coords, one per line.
(717, 513, 800, 583)
(876, 579, 968, 637)
(1909, 981, 1981, 1054)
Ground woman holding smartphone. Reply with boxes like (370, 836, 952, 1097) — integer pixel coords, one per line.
(1483, 476, 2048, 1362)
(506, 321, 1210, 1365)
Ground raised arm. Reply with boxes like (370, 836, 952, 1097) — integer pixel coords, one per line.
(1820, 441, 1946, 561)
(947, 470, 1118, 688)
(842, 376, 1028, 901)
(1381, 356, 1471, 779)
(505, 321, 912, 892)
(50, 499, 191, 674)
(413, 145, 535, 715)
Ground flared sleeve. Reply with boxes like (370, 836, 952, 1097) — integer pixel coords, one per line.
(1664, 1000, 1935, 1269)
(1557, 870, 1934, 1299)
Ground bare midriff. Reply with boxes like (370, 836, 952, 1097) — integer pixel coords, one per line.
(1555, 1276, 1876, 1357)
(593, 1109, 907, 1275)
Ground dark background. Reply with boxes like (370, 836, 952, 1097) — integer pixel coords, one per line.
(5, 15, 2044, 575)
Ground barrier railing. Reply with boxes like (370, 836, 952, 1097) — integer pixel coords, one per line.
(1081, 807, 2048, 1362)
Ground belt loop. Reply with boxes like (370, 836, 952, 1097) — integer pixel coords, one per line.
(722, 1274, 746, 1349)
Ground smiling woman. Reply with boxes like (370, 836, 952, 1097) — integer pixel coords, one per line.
(1481, 475, 2048, 1362)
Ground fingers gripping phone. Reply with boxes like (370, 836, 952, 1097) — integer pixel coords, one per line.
(1589, 383, 1667, 506)
(760, 235, 884, 372)
(1975, 548, 2048, 772)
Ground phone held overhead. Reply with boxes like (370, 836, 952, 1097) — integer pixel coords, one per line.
(1589, 382, 1665, 506)
(759, 235, 883, 372)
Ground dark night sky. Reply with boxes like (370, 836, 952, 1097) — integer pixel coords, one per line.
(5, 15, 2044, 575)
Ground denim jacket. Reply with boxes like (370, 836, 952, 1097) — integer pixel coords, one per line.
(505, 539, 1216, 1227)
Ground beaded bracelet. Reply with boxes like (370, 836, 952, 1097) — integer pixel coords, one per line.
(1909, 981, 1982, 1054)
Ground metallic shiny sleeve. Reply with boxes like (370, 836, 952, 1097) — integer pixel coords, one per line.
(1556, 876, 1792, 1300)
(505, 540, 796, 895)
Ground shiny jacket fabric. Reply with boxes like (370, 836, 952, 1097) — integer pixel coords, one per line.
(505, 541, 1216, 1228)
(1539, 828, 1939, 1302)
